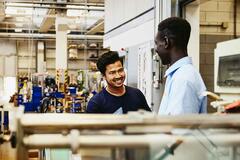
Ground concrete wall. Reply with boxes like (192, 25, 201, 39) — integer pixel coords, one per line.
(17, 40, 37, 74)
(0, 40, 17, 76)
(0, 40, 17, 103)
(200, 0, 240, 35)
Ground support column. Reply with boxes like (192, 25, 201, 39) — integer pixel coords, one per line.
(37, 41, 46, 73)
(185, 3, 200, 70)
(55, 14, 68, 92)
(55, 15, 68, 70)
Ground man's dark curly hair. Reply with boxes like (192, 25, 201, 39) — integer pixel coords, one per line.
(97, 51, 121, 75)
(158, 17, 191, 49)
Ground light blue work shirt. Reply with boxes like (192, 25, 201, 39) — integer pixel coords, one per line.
(158, 56, 207, 115)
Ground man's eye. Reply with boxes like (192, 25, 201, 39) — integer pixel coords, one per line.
(118, 69, 124, 72)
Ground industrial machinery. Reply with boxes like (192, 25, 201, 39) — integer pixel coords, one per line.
(214, 38, 240, 100)
(212, 38, 240, 112)
(0, 108, 239, 160)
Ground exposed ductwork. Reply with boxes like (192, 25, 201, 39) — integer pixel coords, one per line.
(0, 32, 103, 40)
(86, 19, 104, 35)
(39, 9, 56, 33)
(11, 1, 104, 7)
(5, 3, 105, 11)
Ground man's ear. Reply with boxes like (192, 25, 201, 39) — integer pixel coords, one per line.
(164, 36, 170, 49)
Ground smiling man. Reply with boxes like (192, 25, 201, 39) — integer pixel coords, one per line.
(86, 51, 151, 114)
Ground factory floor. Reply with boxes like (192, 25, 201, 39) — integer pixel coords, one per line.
(0, 142, 16, 160)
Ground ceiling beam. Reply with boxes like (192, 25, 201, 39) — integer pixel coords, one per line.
(86, 20, 104, 35)
(39, 9, 55, 33)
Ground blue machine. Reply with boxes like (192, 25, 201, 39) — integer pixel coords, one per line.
(24, 86, 42, 112)
(0, 108, 9, 132)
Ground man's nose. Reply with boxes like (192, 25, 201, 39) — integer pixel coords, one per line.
(115, 73, 120, 78)
(115, 71, 122, 78)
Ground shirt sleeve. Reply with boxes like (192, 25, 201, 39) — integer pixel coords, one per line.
(86, 97, 101, 113)
(167, 80, 200, 115)
(137, 89, 152, 112)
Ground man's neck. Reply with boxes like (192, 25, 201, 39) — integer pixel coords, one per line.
(170, 48, 188, 65)
(106, 85, 126, 96)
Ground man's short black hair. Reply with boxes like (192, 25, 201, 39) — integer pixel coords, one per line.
(97, 51, 121, 75)
(158, 17, 191, 49)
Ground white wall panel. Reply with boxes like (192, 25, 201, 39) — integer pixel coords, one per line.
(18, 41, 36, 56)
(0, 77, 3, 98)
(17, 41, 37, 73)
(0, 40, 16, 77)
(46, 49, 56, 58)
(0, 57, 4, 76)
(0, 40, 16, 56)
(104, 20, 154, 50)
(18, 57, 36, 69)
(186, 4, 200, 70)
(46, 59, 55, 69)
(4, 56, 17, 76)
(105, 0, 154, 32)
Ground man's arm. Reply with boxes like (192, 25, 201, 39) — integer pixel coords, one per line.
(137, 89, 152, 112)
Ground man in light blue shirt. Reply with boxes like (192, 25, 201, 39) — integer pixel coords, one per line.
(155, 17, 207, 115)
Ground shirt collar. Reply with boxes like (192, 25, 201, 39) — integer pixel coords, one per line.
(164, 56, 192, 77)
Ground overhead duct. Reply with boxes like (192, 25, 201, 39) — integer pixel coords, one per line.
(0, 2, 5, 22)
(86, 19, 104, 35)
(0, 32, 103, 40)
(39, 9, 56, 33)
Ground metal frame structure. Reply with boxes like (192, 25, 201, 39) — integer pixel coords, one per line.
(13, 109, 240, 160)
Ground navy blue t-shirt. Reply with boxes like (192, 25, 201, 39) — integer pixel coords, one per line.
(87, 86, 151, 114)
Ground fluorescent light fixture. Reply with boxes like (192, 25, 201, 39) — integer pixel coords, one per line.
(15, 28, 23, 32)
(67, 9, 88, 17)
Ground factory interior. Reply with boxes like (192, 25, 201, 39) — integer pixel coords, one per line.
(0, 0, 240, 159)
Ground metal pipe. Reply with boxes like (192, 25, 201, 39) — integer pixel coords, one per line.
(5, 3, 105, 11)
(17, 113, 240, 134)
(11, 1, 104, 7)
(0, 32, 103, 40)
(233, 0, 237, 38)
(23, 133, 240, 149)
(2, 14, 103, 19)
(0, 37, 103, 43)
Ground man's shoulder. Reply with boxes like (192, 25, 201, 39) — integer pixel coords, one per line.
(125, 86, 143, 95)
(178, 63, 196, 73)
(89, 90, 105, 102)
(174, 64, 199, 79)
(126, 86, 140, 92)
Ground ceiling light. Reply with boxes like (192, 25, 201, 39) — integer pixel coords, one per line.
(15, 23, 23, 27)
(15, 28, 22, 32)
